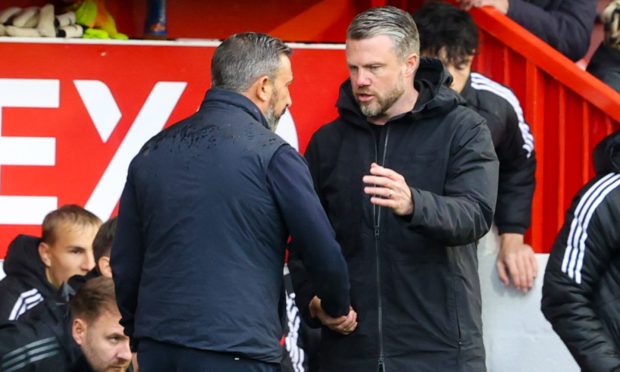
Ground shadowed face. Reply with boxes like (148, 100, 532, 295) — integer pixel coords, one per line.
(265, 55, 293, 131)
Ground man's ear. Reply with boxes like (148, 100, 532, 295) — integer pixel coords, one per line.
(405, 52, 419, 77)
(98, 256, 113, 278)
(253, 75, 272, 103)
(72, 318, 86, 346)
(38, 242, 51, 268)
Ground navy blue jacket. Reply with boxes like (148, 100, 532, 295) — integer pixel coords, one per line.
(507, 0, 597, 61)
(111, 88, 350, 363)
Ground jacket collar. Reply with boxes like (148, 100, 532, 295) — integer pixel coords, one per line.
(200, 88, 270, 130)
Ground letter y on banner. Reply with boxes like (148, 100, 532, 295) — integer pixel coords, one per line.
(84, 81, 187, 219)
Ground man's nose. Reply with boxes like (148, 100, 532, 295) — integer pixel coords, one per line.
(116, 341, 132, 361)
(83, 252, 95, 271)
(354, 69, 371, 87)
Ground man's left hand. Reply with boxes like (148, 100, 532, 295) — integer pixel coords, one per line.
(363, 162, 413, 216)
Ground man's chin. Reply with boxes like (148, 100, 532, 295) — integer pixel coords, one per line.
(360, 105, 380, 118)
(103, 365, 129, 372)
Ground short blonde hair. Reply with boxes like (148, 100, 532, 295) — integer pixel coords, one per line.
(41, 205, 101, 245)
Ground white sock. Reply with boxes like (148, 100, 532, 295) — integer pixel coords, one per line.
(55, 12, 76, 28)
(0, 7, 21, 25)
(57, 24, 83, 38)
(37, 4, 55, 38)
(5, 25, 41, 37)
(12, 7, 39, 28)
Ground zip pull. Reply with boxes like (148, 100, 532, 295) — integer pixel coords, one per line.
(378, 357, 386, 372)
(374, 225, 380, 237)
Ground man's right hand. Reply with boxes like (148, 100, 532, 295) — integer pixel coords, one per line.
(456, 0, 509, 14)
(309, 296, 358, 335)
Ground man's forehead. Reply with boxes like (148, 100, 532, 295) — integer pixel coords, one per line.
(346, 36, 399, 60)
(276, 55, 293, 80)
(89, 309, 123, 329)
(57, 220, 100, 233)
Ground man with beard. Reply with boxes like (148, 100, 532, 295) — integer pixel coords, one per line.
(111, 32, 353, 371)
(288, 6, 498, 371)
(0, 277, 132, 372)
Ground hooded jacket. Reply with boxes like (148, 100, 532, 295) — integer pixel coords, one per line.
(0, 235, 54, 323)
(289, 58, 499, 372)
(542, 131, 620, 372)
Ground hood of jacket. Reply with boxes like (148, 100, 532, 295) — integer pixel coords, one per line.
(336, 57, 462, 127)
(4, 235, 48, 285)
(594, 131, 620, 174)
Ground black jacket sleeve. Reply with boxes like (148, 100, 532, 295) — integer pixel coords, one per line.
(268, 146, 350, 319)
(0, 282, 21, 323)
(0, 300, 70, 371)
(494, 101, 536, 235)
(110, 161, 145, 350)
(542, 175, 620, 371)
(408, 111, 499, 246)
(506, 0, 597, 61)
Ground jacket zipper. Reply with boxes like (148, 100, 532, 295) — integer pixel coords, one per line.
(373, 125, 390, 371)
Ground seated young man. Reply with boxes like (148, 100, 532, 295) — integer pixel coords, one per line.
(0, 276, 132, 371)
(0, 205, 101, 322)
(413, 2, 538, 293)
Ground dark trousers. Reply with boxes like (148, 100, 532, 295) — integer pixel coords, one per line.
(138, 339, 282, 372)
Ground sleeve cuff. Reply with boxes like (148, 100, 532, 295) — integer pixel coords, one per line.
(497, 225, 527, 235)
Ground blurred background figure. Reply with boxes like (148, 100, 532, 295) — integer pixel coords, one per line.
(414, 1, 537, 293)
(457, 0, 597, 61)
(587, 0, 620, 92)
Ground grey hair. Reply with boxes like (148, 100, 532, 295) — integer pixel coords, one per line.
(347, 6, 419, 60)
(211, 32, 292, 93)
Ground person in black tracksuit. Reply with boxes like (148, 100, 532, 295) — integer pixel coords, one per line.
(282, 267, 321, 372)
(0, 277, 132, 372)
(459, 0, 597, 61)
(414, 2, 537, 292)
(542, 131, 620, 372)
(289, 7, 498, 371)
(0, 283, 94, 372)
(0, 205, 100, 324)
(0, 235, 55, 323)
(111, 32, 352, 372)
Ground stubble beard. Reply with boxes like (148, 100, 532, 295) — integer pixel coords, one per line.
(358, 83, 405, 119)
(265, 92, 286, 132)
